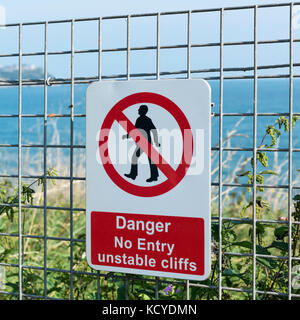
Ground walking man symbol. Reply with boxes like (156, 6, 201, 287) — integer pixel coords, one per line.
(122, 105, 161, 183)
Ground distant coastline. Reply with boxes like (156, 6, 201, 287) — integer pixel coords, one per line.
(0, 64, 51, 80)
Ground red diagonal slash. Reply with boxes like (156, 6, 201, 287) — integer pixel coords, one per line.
(116, 112, 177, 181)
(98, 92, 193, 197)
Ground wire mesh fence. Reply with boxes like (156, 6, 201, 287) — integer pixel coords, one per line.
(0, 2, 300, 300)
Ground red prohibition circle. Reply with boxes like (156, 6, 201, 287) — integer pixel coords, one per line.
(99, 92, 193, 197)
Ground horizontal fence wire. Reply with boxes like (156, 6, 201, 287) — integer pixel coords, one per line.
(0, 1, 300, 300)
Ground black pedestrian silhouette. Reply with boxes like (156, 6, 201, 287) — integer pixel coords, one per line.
(123, 105, 160, 183)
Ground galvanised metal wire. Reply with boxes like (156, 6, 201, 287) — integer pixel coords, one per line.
(0, 2, 299, 300)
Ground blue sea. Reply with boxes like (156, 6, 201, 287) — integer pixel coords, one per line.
(0, 79, 300, 195)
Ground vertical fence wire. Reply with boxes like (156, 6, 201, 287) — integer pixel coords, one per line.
(187, 11, 191, 80)
(288, 2, 294, 300)
(69, 19, 75, 300)
(252, 5, 258, 301)
(127, 15, 131, 81)
(155, 13, 161, 300)
(186, 10, 192, 300)
(18, 22, 23, 301)
(98, 17, 102, 81)
(218, 8, 224, 301)
(125, 15, 131, 301)
(156, 13, 160, 80)
(43, 21, 48, 299)
(97, 16, 102, 300)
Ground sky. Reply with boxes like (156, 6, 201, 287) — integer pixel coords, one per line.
(0, 0, 298, 79)
(0, 0, 294, 23)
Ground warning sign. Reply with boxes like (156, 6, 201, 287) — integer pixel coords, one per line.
(86, 79, 211, 280)
(91, 212, 204, 276)
(99, 92, 193, 197)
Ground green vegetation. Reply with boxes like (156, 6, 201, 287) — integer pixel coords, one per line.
(0, 116, 300, 300)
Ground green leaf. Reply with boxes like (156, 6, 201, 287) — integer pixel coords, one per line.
(256, 222, 266, 235)
(267, 241, 289, 252)
(241, 203, 251, 217)
(222, 269, 244, 279)
(237, 171, 251, 177)
(211, 222, 219, 242)
(138, 293, 152, 300)
(274, 225, 288, 240)
(292, 115, 299, 128)
(259, 170, 278, 176)
(256, 257, 278, 269)
(293, 195, 300, 201)
(256, 174, 264, 184)
(5, 282, 19, 292)
(276, 116, 289, 132)
(222, 269, 250, 286)
(257, 152, 268, 167)
(274, 128, 281, 137)
(256, 198, 270, 210)
(265, 125, 279, 147)
(117, 284, 126, 300)
(232, 241, 270, 255)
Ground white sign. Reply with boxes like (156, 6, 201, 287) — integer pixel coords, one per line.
(86, 79, 211, 280)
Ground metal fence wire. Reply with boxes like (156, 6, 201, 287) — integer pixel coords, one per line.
(0, 2, 300, 300)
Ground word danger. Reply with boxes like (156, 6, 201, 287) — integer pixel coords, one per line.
(116, 215, 171, 235)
